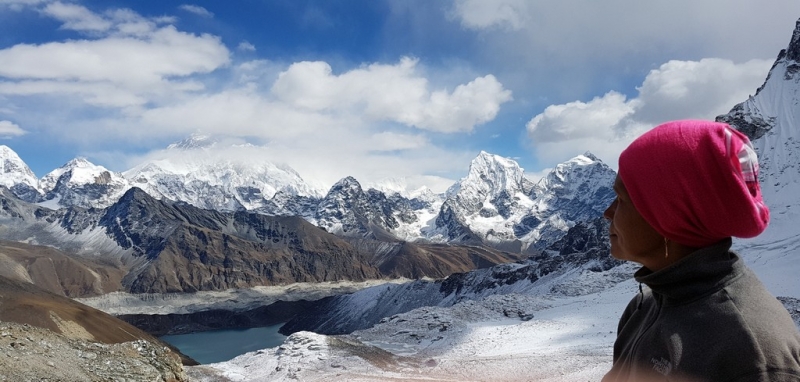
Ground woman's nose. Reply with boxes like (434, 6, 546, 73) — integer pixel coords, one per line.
(603, 199, 616, 220)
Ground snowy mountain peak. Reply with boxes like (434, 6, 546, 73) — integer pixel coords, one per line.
(41, 157, 97, 192)
(544, 153, 607, 184)
(449, 151, 530, 199)
(40, 157, 130, 209)
(785, 19, 800, 62)
(166, 134, 217, 150)
(64, 157, 94, 168)
(337, 175, 360, 186)
(0, 145, 41, 202)
(582, 151, 600, 162)
(471, 151, 522, 175)
(0, 145, 38, 185)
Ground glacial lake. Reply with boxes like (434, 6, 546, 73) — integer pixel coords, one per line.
(160, 324, 287, 364)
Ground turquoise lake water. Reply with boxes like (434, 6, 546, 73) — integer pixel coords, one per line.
(160, 324, 287, 364)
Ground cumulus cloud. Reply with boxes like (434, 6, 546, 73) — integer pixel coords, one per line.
(179, 4, 213, 18)
(0, 28, 228, 84)
(526, 58, 772, 169)
(271, 57, 512, 133)
(0, 120, 26, 137)
(0, 4, 230, 107)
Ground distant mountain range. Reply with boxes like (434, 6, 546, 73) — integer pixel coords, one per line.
(0, 141, 616, 251)
(0, 120, 620, 298)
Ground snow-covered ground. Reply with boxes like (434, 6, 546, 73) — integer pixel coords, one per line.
(184, 233, 799, 382)
(188, 279, 639, 381)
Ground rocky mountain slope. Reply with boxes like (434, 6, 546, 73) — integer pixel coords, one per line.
(0, 275, 188, 380)
(0, 240, 125, 297)
(717, 19, 800, 219)
(0, 186, 521, 294)
(716, 18, 800, 298)
(0, 321, 185, 382)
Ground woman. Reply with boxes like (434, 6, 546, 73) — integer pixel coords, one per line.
(602, 120, 800, 381)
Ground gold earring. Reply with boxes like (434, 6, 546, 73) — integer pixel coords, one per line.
(664, 238, 669, 259)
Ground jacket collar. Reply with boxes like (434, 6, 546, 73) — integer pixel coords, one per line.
(633, 238, 743, 304)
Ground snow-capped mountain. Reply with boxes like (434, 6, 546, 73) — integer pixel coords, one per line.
(0, 145, 41, 202)
(523, 152, 617, 248)
(717, 19, 800, 213)
(716, 19, 800, 297)
(431, 151, 615, 251)
(0, 140, 616, 251)
(314, 176, 401, 237)
(40, 158, 130, 209)
(126, 137, 325, 213)
(314, 176, 440, 240)
(431, 151, 535, 245)
(0, 186, 521, 294)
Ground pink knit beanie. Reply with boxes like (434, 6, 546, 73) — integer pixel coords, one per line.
(618, 120, 770, 248)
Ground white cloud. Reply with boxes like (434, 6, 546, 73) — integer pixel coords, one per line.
(527, 91, 636, 143)
(237, 41, 256, 52)
(0, 120, 26, 137)
(451, 0, 529, 30)
(367, 132, 429, 152)
(43, 1, 112, 32)
(634, 58, 771, 124)
(526, 58, 772, 169)
(179, 4, 213, 18)
(271, 57, 512, 133)
(0, 0, 46, 11)
(0, 27, 228, 85)
(0, 4, 230, 108)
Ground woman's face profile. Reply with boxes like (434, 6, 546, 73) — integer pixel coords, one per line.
(603, 175, 664, 265)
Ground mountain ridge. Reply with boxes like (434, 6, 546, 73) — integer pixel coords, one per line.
(0, 144, 616, 252)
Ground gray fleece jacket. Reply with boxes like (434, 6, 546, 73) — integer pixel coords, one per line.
(602, 239, 800, 382)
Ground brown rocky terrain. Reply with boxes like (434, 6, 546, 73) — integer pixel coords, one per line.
(0, 240, 124, 297)
(0, 321, 184, 382)
(376, 242, 522, 279)
(125, 213, 385, 293)
(0, 187, 523, 295)
(0, 274, 191, 380)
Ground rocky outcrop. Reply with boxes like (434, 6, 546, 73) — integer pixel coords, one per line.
(0, 321, 186, 381)
(0, 274, 192, 379)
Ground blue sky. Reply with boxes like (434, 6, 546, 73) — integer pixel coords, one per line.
(0, 0, 798, 192)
